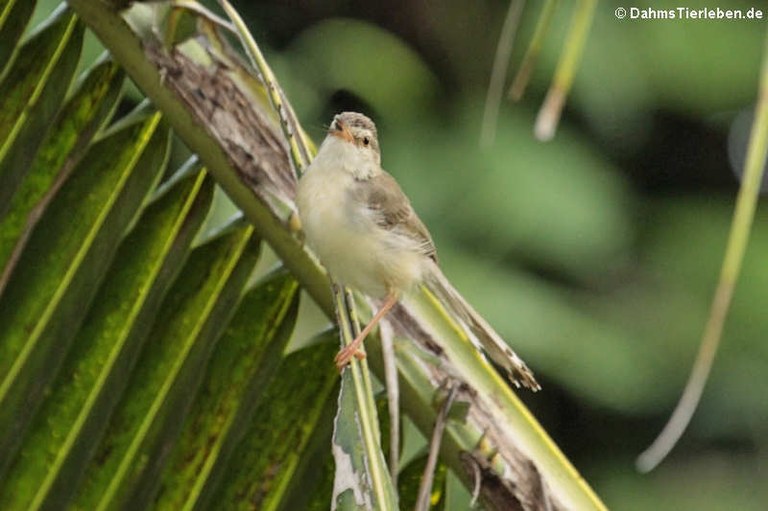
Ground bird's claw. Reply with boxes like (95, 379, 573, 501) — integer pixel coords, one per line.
(334, 345, 366, 371)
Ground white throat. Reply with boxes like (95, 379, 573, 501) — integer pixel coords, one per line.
(314, 136, 379, 180)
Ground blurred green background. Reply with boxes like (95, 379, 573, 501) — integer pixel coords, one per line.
(31, 0, 767, 507)
(225, 1, 767, 509)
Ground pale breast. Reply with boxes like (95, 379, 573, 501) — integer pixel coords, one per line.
(296, 165, 425, 297)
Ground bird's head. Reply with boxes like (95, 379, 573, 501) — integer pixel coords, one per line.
(326, 112, 381, 167)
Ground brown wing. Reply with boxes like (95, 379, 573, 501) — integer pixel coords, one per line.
(352, 171, 437, 262)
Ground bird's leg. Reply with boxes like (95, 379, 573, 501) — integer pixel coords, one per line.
(335, 291, 398, 370)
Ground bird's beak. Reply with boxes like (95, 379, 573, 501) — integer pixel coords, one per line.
(329, 119, 354, 143)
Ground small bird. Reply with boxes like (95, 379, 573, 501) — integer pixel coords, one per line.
(296, 112, 539, 390)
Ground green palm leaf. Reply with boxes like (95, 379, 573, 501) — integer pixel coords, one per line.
(0, 5, 81, 215)
(0, 101, 169, 478)
(0, 166, 212, 509)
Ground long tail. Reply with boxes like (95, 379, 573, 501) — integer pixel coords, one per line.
(424, 266, 540, 391)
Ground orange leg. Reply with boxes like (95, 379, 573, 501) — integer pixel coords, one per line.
(335, 291, 398, 370)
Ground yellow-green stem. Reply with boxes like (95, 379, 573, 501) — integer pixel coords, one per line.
(637, 28, 768, 472)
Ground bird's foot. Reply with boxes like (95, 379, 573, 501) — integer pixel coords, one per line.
(333, 291, 399, 371)
(334, 341, 366, 370)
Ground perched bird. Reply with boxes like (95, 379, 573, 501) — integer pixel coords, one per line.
(296, 112, 539, 390)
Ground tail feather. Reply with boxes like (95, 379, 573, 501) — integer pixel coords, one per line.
(425, 267, 540, 391)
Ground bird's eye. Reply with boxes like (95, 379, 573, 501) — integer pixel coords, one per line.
(362, 136, 370, 146)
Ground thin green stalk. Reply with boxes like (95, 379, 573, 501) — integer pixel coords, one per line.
(534, 0, 595, 140)
(343, 288, 381, 449)
(480, 0, 525, 147)
(217, 0, 312, 176)
(508, 0, 560, 101)
(637, 28, 768, 473)
(331, 290, 396, 509)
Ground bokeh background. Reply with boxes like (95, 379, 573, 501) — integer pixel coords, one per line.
(224, 1, 767, 509)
